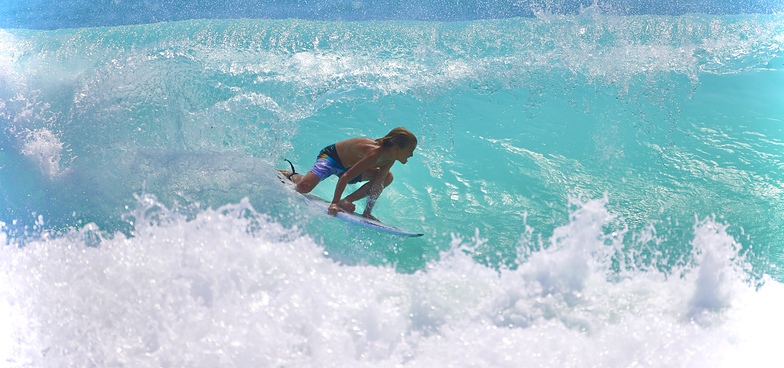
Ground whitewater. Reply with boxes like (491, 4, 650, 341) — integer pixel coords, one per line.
(2, 1, 784, 367)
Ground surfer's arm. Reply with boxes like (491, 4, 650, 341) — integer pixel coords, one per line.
(329, 175, 352, 215)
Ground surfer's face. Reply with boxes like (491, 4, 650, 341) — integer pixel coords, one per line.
(396, 144, 416, 164)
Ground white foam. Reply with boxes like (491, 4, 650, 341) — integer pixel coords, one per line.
(0, 30, 19, 88)
(20, 128, 65, 179)
(686, 217, 743, 322)
(0, 197, 781, 367)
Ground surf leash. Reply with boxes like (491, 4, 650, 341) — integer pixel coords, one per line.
(284, 159, 298, 180)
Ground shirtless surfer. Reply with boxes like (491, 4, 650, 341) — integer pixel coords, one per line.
(281, 127, 417, 221)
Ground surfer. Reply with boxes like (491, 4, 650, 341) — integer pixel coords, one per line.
(282, 127, 417, 221)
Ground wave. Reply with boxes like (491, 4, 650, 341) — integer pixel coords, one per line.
(2, 13, 784, 365)
(1, 14, 783, 263)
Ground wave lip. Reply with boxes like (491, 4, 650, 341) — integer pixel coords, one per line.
(2, 0, 783, 29)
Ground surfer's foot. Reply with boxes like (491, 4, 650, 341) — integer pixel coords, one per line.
(361, 212, 379, 222)
(338, 200, 356, 213)
(280, 159, 300, 183)
(278, 170, 300, 182)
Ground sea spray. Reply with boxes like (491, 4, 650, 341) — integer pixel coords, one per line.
(2, 196, 776, 366)
(686, 216, 746, 324)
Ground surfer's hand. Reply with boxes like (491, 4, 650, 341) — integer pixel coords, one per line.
(328, 203, 341, 216)
(339, 200, 356, 213)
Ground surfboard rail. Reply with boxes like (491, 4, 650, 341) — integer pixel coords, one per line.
(303, 193, 424, 237)
(277, 169, 423, 237)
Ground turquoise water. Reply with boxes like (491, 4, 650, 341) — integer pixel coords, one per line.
(2, 5, 784, 367)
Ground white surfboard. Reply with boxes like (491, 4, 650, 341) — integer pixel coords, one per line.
(302, 193, 424, 237)
(278, 168, 423, 237)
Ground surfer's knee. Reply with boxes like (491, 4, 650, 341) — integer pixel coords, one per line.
(384, 172, 394, 187)
(297, 181, 316, 193)
(296, 173, 319, 193)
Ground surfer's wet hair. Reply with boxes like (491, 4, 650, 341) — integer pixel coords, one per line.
(376, 127, 417, 149)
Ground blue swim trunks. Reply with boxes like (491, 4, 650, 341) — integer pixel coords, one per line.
(308, 144, 363, 184)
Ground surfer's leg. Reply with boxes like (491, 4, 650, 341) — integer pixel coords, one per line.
(343, 170, 394, 219)
(336, 199, 356, 213)
(292, 171, 320, 193)
(343, 170, 392, 201)
(281, 157, 335, 194)
(278, 170, 321, 193)
(360, 178, 388, 220)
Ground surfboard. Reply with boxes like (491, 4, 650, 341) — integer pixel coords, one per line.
(278, 169, 423, 237)
(302, 194, 423, 237)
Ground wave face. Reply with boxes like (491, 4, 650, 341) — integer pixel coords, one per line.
(2, 1, 784, 366)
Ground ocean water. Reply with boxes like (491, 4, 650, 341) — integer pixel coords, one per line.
(2, 1, 784, 366)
